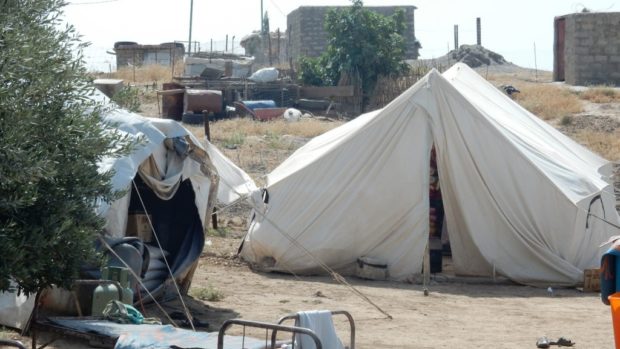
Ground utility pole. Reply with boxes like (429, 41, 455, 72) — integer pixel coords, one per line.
(476, 17, 481, 46)
(188, 0, 194, 56)
(260, 0, 264, 32)
(454, 25, 459, 50)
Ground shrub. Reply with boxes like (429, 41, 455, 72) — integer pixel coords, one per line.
(190, 286, 225, 302)
(560, 115, 573, 126)
(111, 86, 141, 112)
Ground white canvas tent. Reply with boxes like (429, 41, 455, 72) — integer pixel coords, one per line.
(94, 99, 256, 296)
(239, 63, 619, 286)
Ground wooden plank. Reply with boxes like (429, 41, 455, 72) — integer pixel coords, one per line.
(299, 85, 354, 98)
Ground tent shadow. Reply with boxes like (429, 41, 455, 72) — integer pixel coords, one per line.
(142, 295, 240, 331)
(253, 269, 598, 299)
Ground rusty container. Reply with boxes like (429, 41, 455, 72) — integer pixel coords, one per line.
(184, 89, 223, 114)
(161, 82, 184, 121)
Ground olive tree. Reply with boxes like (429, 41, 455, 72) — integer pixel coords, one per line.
(0, 0, 130, 295)
(299, 0, 409, 98)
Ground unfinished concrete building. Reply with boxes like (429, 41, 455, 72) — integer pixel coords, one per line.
(554, 12, 620, 85)
(114, 42, 185, 67)
(286, 5, 421, 65)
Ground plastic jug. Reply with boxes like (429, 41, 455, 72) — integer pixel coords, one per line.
(91, 267, 134, 316)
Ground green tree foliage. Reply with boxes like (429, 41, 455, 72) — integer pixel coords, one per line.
(0, 0, 131, 295)
(299, 0, 409, 95)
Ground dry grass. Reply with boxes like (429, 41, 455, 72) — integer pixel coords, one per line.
(578, 86, 620, 103)
(187, 117, 342, 142)
(513, 83, 583, 120)
(573, 130, 620, 161)
(105, 62, 184, 84)
(184, 117, 343, 184)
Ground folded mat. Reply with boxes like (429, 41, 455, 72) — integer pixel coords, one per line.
(48, 318, 267, 349)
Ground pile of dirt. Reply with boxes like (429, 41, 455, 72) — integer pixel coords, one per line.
(446, 44, 509, 67)
(409, 45, 517, 71)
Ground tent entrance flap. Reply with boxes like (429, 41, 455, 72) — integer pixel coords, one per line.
(429, 146, 448, 274)
(128, 176, 204, 295)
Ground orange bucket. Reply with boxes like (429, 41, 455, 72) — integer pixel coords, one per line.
(609, 293, 620, 348)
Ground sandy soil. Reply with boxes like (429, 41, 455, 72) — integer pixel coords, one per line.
(5, 68, 620, 349)
(189, 236, 615, 349)
(23, 236, 610, 348)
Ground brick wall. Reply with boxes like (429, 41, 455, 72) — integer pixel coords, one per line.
(562, 12, 620, 85)
(286, 6, 420, 64)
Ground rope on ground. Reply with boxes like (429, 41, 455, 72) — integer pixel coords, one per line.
(217, 177, 394, 319)
(131, 179, 196, 331)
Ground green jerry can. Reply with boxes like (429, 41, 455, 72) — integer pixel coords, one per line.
(91, 266, 134, 316)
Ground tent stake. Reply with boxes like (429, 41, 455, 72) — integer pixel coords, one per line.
(423, 242, 430, 296)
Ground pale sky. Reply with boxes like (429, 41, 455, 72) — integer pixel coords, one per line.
(63, 0, 618, 72)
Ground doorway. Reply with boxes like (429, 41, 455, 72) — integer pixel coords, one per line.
(429, 146, 445, 273)
(553, 17, 566, 81)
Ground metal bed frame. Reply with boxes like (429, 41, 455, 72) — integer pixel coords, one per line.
(218, 310, 355, 349)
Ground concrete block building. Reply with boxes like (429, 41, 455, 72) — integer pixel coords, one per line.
(287, 5, 421, 65)
(114, 42, 185, 67)
(554, 12, 620, 85)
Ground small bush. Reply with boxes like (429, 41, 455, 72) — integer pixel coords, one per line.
(265, 130, 282, 149)
(223, 132, 246, 149)
(190, 286, 224, 302)
(560, 115, 573, 126)
(207, 228, 228, 237)
(112, 86, 141, 112)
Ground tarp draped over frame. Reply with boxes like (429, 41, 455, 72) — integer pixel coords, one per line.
(240, 63, 619, 286)
(96, 102, 256, 238)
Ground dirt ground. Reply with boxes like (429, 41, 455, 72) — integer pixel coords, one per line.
(190, 236, 615, 349)
(4, 69, 620, 348)
(13, 235, 614, 349)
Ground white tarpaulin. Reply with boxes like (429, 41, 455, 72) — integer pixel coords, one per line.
(96, 99, 256, 237)
(239, 63, 619, 286)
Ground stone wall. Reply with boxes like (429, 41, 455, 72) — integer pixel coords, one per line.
(562, 12, 620, 85)
(286, 6, 420, 64)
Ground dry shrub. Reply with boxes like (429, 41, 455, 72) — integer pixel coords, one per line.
(108, 61, 184, 83)
(514, 83, 583, 120)
(209, 117, 343, 142)
(573, 130, 620, 161)
(579, 87, 620, 103)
